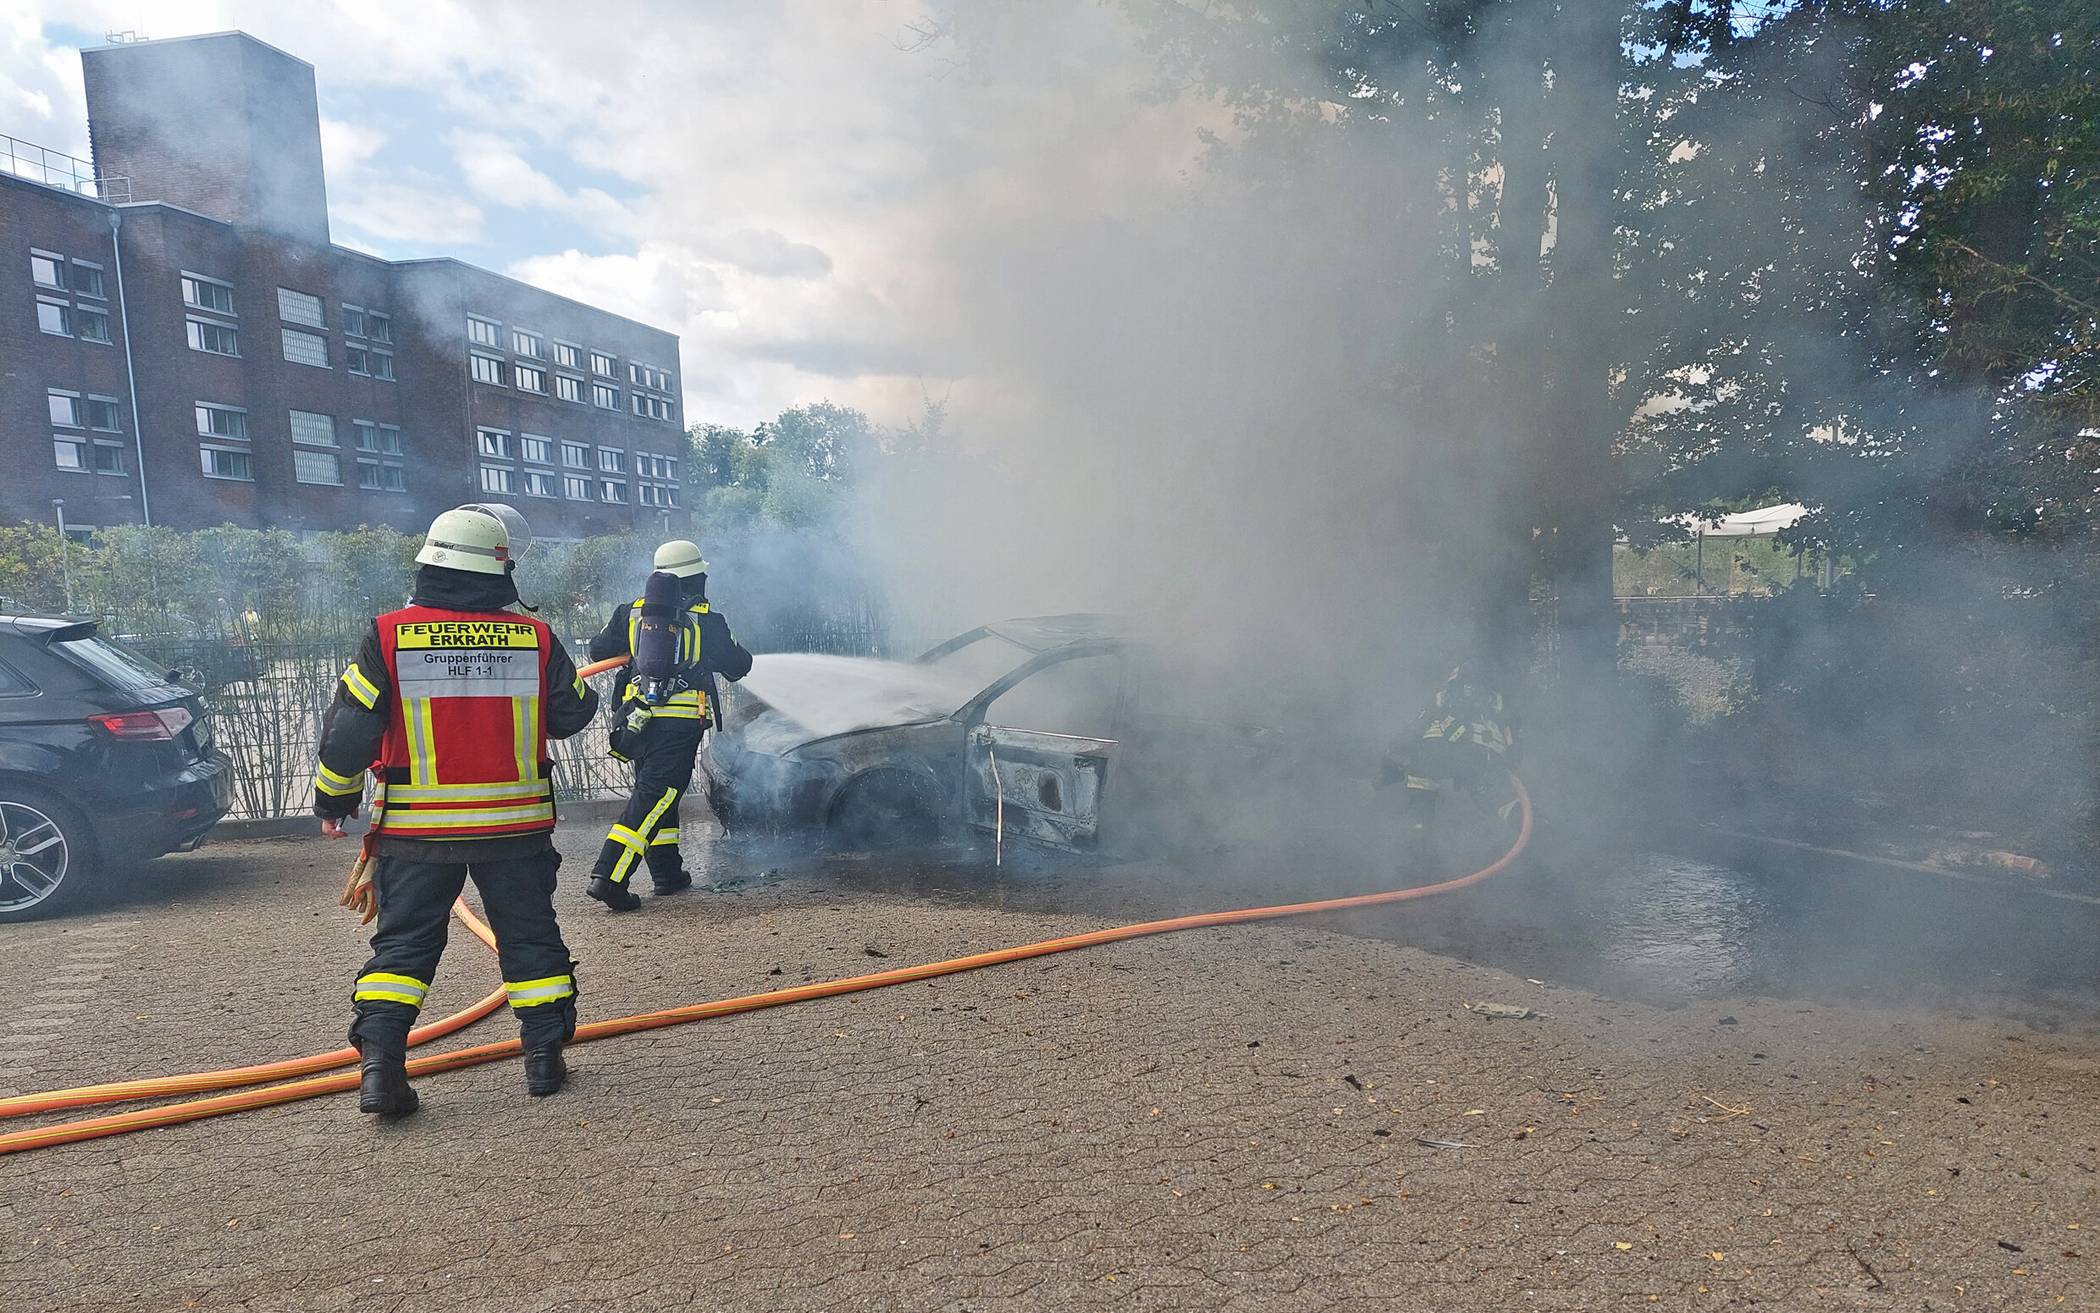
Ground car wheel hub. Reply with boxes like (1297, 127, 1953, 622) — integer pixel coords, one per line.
(0, 801, 70, 912)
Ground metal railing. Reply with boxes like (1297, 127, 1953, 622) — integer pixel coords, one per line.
(0, 134, 127, 201)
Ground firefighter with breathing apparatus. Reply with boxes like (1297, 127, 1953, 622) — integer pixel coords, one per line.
(1379, 656, 1520, 873)
(583, 539, 753, 911)
(314, 505, 600, 1116)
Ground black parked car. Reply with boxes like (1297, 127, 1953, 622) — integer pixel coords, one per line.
(0, 615, 233, 922)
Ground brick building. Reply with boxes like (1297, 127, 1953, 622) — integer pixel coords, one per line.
(1, 30, 687, 541)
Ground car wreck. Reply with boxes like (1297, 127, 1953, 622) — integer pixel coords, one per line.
(701, 614, 1270, 854)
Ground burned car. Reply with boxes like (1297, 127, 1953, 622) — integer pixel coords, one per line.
(700, 615, 1269, 854)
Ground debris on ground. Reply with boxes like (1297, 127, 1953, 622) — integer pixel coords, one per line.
(1464, 1001, 1538, 1020)
(1415, 1136, 1476, 1150)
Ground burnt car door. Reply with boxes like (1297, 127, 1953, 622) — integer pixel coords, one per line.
(961, 648, 1126, 852)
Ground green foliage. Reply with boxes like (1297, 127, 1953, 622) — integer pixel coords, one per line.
(683, 402, 883, 536)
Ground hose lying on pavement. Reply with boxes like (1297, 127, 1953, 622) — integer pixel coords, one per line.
(0, 900, 506, 1120)
(0, 754, 1527, 1156)
(0, 657, 640, 1123)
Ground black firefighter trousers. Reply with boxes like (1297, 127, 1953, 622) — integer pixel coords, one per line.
(592, 719, 705, 889)
(349, 849, 578, 1059)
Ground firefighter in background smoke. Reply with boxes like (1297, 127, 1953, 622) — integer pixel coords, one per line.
(584, 539, 753, 911)
(314, 506, 600, 1116)
(1379, 657, 1520, 873)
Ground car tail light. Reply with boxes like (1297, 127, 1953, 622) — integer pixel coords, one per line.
(91, 706, 195, 741)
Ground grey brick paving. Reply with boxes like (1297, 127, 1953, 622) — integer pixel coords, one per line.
(0, 824, 2095, 1311)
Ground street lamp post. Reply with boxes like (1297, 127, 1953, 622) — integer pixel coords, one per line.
(52, 499, 72, 612)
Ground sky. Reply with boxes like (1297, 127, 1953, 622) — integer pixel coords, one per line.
(0, 0, 1209, 428)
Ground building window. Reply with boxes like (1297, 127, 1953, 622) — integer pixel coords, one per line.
(590, 351, 616, 377)
(276, 287, 325, 328)
(638, 482, 680, 508)
(555, 374, 584, 403)
(72, 261, 106, 300)
(597, 447, 626, 474)
(355, 421, 404, 455)
(477, 428, 514, 460)
(631, 394, 673, 422)
(513, 329, 543, 358)
(197, 403, 248, 440)
(470, 352, 506, 386)
(37, 298, 69, 336)
(342, 305, 367, 338)
(552, 341, 581, 369)
(369, 350, 395, 381)
(599, 480, 627, 504)
(637, 452, 677, 479)
(520, 435, 554, 464)
(84, 397, 121, 432)
(524, 470, 558, 498)
(47, 391, 80, 428)
(90, 441, 125, 475)
(201, 445, 253, 481)
(53, 437, 86, 471)
(294, 449, 342, 485)
(479, 465, 516, 494)
(31, 251, 64, 289)
(562, 474, 593, 500)
(629, 362, 671, 392)
(187, 317, 240, 356)
(76, 305, 111, 344)
(358, 460, 407, 492)
(347, 345, 370, 375)
(281, 328, 330, 368)
(367, 312, 391, 344)
(591, 382, 618, 410)
(467, 315, 502, 347)
(181, 273, 235, 315)
(289, 410, 338, 447)
(515, 363, 546, 393)
(560, 441, 589, 469)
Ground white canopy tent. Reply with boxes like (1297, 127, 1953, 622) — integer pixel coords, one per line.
(1665, 502, 1811, 539)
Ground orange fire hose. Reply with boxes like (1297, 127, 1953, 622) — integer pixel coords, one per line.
(0, 776, 1529, 1157)
(0, 900, 505, 1119)
(0, 658, 636, 1123)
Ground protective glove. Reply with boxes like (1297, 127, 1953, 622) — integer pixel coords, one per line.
(340, 850, 378, 925)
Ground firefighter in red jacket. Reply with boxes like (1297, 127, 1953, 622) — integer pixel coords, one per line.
(313, 506, 599, 1117)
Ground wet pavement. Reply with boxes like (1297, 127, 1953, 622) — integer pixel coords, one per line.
(3, 820, 2099, 1311)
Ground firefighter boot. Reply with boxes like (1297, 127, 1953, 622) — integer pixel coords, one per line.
(587, 875, 642, 911)
(652, 869, 694, 896)
(358, 1051, 419, 1117)
(524, 1045, 568, 1097)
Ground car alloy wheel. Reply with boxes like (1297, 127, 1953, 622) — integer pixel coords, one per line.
(0, 799, 72, 914)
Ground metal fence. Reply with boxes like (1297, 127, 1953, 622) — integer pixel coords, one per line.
(132, 612, 891, 822)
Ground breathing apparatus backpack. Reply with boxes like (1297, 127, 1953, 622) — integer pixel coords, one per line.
(622, 570, 688, 739)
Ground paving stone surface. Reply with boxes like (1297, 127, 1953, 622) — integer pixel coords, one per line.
(2, 822, 2097, 1311)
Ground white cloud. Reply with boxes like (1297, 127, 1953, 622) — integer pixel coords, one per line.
(334, 177, 484, 247)
(319, 116, 384, 178)
(449, 129, 637, 238)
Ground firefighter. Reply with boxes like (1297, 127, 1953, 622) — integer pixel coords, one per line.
(314, 506, 600, 1116)
(1379, 657, 1519, 872)
(583, 539, 753, 911)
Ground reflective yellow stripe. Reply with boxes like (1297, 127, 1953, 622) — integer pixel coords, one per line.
(382, 780, 552, 803)
(341, 662, 380, 709)
(649, 828, 679, 846)
(406, 698, 438, 785)
(382, 802, 556, 832)
(572, 674, 586, 698)
(353, 971, 429, 1007)
(315, 761, 366, 797)
(505, 974, 575, 1008)
(512, 696, 533, 785)
(606, 824, 645, 852)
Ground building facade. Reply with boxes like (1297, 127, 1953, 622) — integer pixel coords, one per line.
(1, 30, 686, 541)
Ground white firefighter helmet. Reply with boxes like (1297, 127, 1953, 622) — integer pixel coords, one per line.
(652, 538, 708, 578)
(458, 502, 533, 557)
(415, 505, 512, 575)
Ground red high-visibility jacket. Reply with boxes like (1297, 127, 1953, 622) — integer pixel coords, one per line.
(370, 605, 558, 839)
